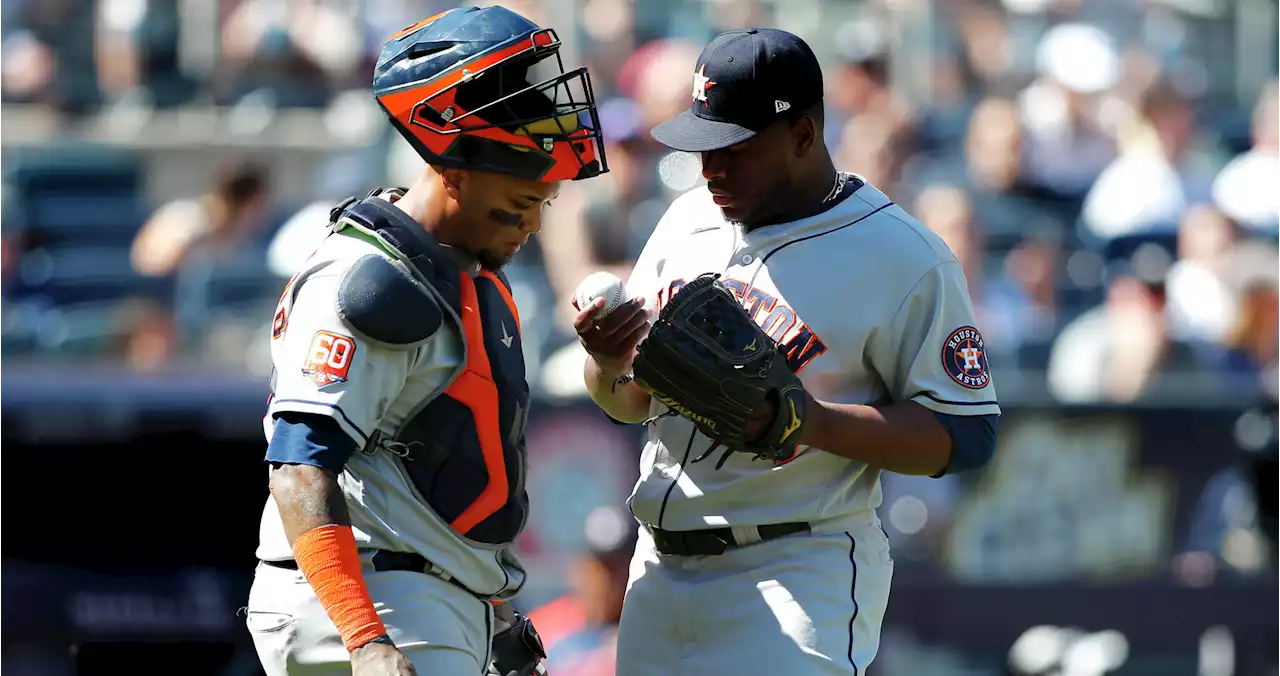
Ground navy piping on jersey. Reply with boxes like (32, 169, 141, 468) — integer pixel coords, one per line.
(656, 427, 699, 529)
(269, 399, 370, 442)
(756, 201, 896, 267)
(915, 392, 999, 407)
(482, 597, 494, 669)
(844, 532, 861, 675)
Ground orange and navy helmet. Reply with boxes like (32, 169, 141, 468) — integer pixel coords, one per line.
(375, 6, 608, 182)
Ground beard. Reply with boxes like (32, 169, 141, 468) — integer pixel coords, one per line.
(476, 249, 515, 271)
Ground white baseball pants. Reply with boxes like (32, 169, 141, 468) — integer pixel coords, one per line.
(615, 520, 894, 676)
(245, 558, 494, 675)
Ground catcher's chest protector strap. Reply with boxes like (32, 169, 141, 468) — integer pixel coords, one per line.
(335, 196, 532, 547)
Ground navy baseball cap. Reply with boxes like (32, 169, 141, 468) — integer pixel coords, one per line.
(651, 28, 825, 153)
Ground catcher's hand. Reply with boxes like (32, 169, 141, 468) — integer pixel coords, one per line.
(487, 610, 548, 676)
(631, 273, 807, 468)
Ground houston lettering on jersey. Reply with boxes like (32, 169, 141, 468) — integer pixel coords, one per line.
(658, 277, 828, 375)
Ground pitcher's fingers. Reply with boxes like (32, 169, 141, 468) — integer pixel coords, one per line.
(572, 297, 607, 333)
(599, 305, 650, 342)
(592, 297, 645, 335)
(618, 320, 651, 352)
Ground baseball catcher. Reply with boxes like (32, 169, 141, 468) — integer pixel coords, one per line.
(631, 273, 808, 469)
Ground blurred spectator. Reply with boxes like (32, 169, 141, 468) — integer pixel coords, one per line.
(835, 112, 912, 199)
(579, 0, 638, 96)
(624, 39, 702, 137)
(965, 97, 1025, 197)
(1211, 79, 1280, 236)
(906, 95, 1074, 240)
(1221, 241, 1280, 387)
(2, 29, 56, 105)
(1163, 204, 1239, 345)
(94, 0, 198, 110)
(1047, 273, 1183, 403)
(528, 506, 637, 676)
(1081, 74, 1216, 243)
(952, 1, 1017, 95)
(216, 0, 349, 108)
(131, 160, 270, 278)
(826, 15, 913, 150)
(2, 0, 100, 114)
(987, 235, 1063, 361)
(1019, 22, 1118, 200)
(1177, 464, 1260, 584)
(112, 296, 179, 372)
(126, 159, 272, 369)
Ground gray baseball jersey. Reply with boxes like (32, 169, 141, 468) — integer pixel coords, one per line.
(255, 195, 526, 599)
(622, 178, 1000, 532)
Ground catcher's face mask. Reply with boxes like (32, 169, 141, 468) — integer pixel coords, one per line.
(376, 7, 607, 183)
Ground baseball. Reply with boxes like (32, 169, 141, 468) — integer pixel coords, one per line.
(573, 271, 628, 318)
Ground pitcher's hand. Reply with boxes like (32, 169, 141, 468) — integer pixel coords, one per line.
(573, 296, 650, 373)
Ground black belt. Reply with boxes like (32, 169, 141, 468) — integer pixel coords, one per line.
(647, 522, 810, 556)
(262, 550, 493, 601)
(263, 550, 450, 579)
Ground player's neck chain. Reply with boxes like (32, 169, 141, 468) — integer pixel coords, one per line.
(822, 171, 853, 204)
(738, 171, 857, 232)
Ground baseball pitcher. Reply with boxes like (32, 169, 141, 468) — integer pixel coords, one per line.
(575, 28, 1000, 676)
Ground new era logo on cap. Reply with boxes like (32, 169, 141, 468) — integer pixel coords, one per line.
(654, 28, 824, 153)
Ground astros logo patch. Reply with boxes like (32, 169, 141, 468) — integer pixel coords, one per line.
(942, 326, 990, 390)
(302, 330, 356, 388)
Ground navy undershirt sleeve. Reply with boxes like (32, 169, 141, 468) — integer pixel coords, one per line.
(265, 411, 361, 472)
(930, 413, 998, 478)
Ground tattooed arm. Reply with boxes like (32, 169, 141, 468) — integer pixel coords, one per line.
(269, 461, 352, 542)
(265, 414, 415, 673)
(266, 412, 359, 536)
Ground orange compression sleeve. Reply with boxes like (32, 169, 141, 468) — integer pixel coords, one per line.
(292, 525, 387, 651)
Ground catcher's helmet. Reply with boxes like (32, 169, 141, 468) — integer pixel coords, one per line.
(375, 6, 607, 182)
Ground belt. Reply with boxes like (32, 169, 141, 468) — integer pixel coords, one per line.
(646, 522, 810, 556)
(262, 550, 456, 583)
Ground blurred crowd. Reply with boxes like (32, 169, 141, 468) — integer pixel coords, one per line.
(2, 0, 1277, 412)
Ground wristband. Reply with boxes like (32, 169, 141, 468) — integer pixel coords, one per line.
(293, 525, 387, 651)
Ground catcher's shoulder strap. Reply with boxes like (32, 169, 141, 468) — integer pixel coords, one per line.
(325, 191, 461, 350)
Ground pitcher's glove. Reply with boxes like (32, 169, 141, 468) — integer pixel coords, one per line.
(487, 610, 548, 676)
(631, 273, 807, 469)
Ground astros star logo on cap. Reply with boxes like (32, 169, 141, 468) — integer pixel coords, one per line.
(692, 64, 716, 104)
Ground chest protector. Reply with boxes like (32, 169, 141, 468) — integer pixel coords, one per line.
(333, 195, 530, 547)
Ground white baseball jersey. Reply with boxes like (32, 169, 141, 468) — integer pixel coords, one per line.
(255, 196, 526, 599)
(622, 177, 1000, 533)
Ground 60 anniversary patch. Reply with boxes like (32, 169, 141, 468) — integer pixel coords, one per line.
(942, 326, 990, 390)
